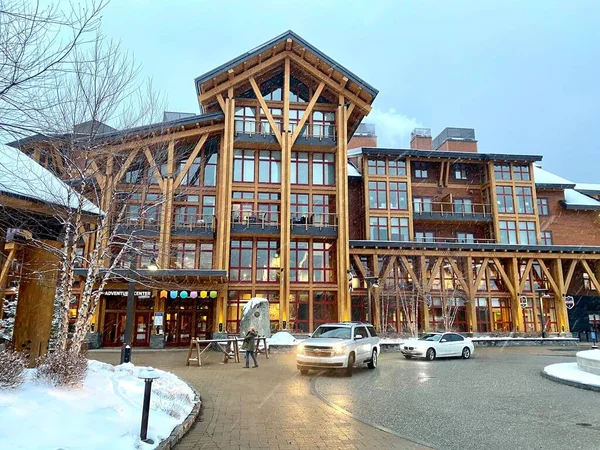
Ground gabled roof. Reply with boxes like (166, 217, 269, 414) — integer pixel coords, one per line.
(533, 165, 576, 189)
(575, 183, 600, 196)
(194, 30, 378, 98)
(561, 189, 600, 210)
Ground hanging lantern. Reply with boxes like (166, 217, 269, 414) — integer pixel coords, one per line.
(190, 291, 198, 299)
(180, 291, 188, 299)
(170, 291, 178, 299)
(160, 290, 168, 299)
(200, 291, 207, 298)
(209, 290, 218, 299)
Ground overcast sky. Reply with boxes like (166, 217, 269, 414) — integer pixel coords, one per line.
(100, 0, 600, 182)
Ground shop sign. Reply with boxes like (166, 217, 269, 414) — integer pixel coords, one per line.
(153, 312, 164, 326)
(104, 290, 151, 298)
(519, 296, 528, 309)
(565, 296, 575, 310)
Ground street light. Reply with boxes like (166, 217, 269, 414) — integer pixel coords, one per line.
(365, 276, 379, 325)
(138, 367, 161, 444)
(535, 288, 550, 338)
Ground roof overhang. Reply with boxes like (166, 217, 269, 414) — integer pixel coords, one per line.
(354, 147, 543, 163)
(74, 268, 228, 285)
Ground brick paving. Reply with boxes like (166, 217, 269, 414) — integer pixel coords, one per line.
(91, 349, 429, 450)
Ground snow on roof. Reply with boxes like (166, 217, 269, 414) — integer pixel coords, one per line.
(533, 165, 575, 188)
(0, 144, 101, 215)
(348, 162, 361, 177)
(563, 189, 600, 210)
(575, 183, 600, 195)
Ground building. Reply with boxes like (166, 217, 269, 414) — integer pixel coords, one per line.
(6, 31, 600, 348)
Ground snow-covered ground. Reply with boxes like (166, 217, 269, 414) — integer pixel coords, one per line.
(474, 336, 577, 340)
(0, 361, 196, 450)
(543, 362, 600, 388)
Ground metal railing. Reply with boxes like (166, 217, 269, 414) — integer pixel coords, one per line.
(173, 214, 216, 232)
(291, 212, 337, 229)
(413, 201, 492, 217)
(122, 217, 160, 229)
(411, 237, 496, 244)
(231, 210, 279, 228)
(234, 119, 336, 140)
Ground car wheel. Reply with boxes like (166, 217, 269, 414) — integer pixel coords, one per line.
(462, 347, 471, 359)
(425, 348, 436, 361)
(403, 355, 413, 360)
(367, 349, 377, 369)
(345, 352, 355, 377)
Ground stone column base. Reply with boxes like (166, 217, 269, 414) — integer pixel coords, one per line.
(86, 332, 103, 350)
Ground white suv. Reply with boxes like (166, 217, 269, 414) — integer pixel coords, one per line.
(296, 322, 380, 377)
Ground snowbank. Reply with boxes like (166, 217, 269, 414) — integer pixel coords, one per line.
(0, 360, 196, 450)
(267, 332, 303, 346)
(543, 362, 600, 388)
(577, 349, 600, 361)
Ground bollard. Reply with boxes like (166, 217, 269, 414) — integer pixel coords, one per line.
(138, 367, 161, 444)
(122, 344, 132, 364)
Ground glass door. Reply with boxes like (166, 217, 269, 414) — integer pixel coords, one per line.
(134, 313, 150, 346)
(179, 312, 193, 345)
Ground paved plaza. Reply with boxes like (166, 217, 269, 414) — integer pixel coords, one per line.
(91, 346, 599, 450)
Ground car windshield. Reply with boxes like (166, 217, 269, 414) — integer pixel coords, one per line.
(419, 333, 442, 342)
(311, 326, 351, 339)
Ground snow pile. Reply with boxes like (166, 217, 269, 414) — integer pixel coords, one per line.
(266, 332, 303, 346)
(380, 338, 406, 344)
(0, 360, 196, 450)
(543, 362, 600, 388)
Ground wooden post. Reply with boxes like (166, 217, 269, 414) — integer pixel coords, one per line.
(336, 100, 351, 321)
(465, 256, 477, 334)
(279, 58, 291, 330)
(553, 258, 569, 334)
(509, 257, 524, 332)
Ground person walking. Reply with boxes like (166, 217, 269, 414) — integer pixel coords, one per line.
(242, 327, 259, 368)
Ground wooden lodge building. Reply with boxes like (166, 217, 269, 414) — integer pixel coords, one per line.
(5, 31, 600, 348)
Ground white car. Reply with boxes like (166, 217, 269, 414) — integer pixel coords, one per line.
(401, 332, 474, 361)
(296, 322, 380, 377)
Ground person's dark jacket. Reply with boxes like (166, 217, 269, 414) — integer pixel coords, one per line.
(242, 329, 258, 351)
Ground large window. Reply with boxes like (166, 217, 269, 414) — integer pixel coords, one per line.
(453, 163, 468, 180)
(289, 291, 309, 332)
(227, 291, 252, 333)
(389, 159, 406, 176)
(496, 186, 514, 213)
(457, 232, 475, 243)
(519, 221, 537, 245)
(312, 195, 332, 225)
(499, 220, 517, 244)
(370, 217, 388, 240)
(312, 153, 335, 185)
(494, 164, 511, 180)
(139, 240, 159, 269)
(413, 162, 428, 179)
(537, 198, 549, 216)
(313, 242, 335, 283)
(290, 241, 309, 283)
(290, 193, 309, 217)
(369, 181, 387, 209)
(521, 297, 536, 332)
(256, 241, 280, 283)
(390, 217, 409, 241)
(515, 187, 534, 214)
(413, 197, 432, 213)
(453, 198, 473, 214)
(202, 196, 216, 223)
(491, 298, 512, 331)
(476, 298, 490, 332)
(171, 242, 196, 269)
(291, 152, 309, 185)
(258, 150, 281, 184)
(234, 106, 256, 133)
(289, 109, 304, 133)
(178, 157, 201, 186)
(233, 149, 255, 183)
(312, 111, 335, 137)
(368, 159, 386, 175)
(229, 240, 253, 282)
(415, 231, 435, 242)
(389, 182, 408, 210)
(174, 203, 199, 228)
(313, 292, 337, 328)
(199, 243, 213, 269)
(203, 151, 217, 186)
(513, 164, 531, 181)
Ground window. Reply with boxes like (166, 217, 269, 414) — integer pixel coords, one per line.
(369, 181, 387, 209)
(174, 205, 198, 227)
(254, 291, 280, 333)
(390, 217, 409, 241)
(232, 192, 254, 223)
(498, 220, 517, 244)
(496, 186, 514, 213)
(258, 193, 280, 224)
(519, 221, 537, 245)
(171, 242, 196, 269)
(229, 240, 252, 282)
(313, 292, 337, 329)
(289, 291, 309, 332)
(354, 326, 368, 338)
(199, 243, 213, 269)
(258, 150, 281, 183)
(313, 242, 335, 283)
(413, 162, 428, 178)
(312, 111, 335, 137)
(124, 167, 142, 184)
(227, 291, 252, 333)
(256, 241, 280, 282)
(263, 87, 282, 101)
(389, 182, 408, 210)
(234, 106, 256, 133)
(453, 164, 468, 180)
(584, 273, 594, 291)
(178, 156, 201, 186)
(389, 159, 406, 177)
(233, 149, 255, 182)
(521, 297, 536, 332)
(202, 196, 216, 223)
(413, 197, 432, 213)
(515, 187, 534, 214)
(126, 204, 140, 222)
(290, 194, 309, 219)
(370, 217, 388, 240)
(368, 159, 386, 175)
(537, 198, 549, 216)
(494, 164, 511, 180)
(457, 232, 474, 243)
(453, 198, 473, 214)
(312, 194, 332, 226)
(491, 298, 512, 331)
(289, 109, 305, 133)
(429, 297, 444, 332)
(203, 151, 217, 186)
(513, 164, 531, 181)
(312, 153, 335, 185)
(475, 298, 490, 332)
(149, 162, 168, 185)
(291, 152, 309, 185)
(415, 231, 435, 242)
(144, 194, 162, 226)
(259, 107, 282, 134)
(139, 240, 159, 269)
(290, 241, 309, 283)
(540, 231, 553, 245)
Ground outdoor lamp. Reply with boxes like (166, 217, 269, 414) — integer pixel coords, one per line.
(138, 367, 161, 444)
(148, 258, 159, 271)
(210, 291, 217, 299)
(200, 291, 207, 298)
(180, 291, 188, 299)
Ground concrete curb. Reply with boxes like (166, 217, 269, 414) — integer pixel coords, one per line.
(155, 385, 203, 450)
(541, 370, 600, 393)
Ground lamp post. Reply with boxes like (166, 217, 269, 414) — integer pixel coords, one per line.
(365, 276, 379, 325)
(535, 288, 549, 339)
(138, 367, 161, 444)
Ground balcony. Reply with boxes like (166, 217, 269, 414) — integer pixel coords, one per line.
(172, 214, 215, 237)
(117, 217, 160, 237)
(412, 202, 492, 222)
(231, 210, 280, 235)
(412, 237, 496, 244)
(233, 119, 336, 146)
(291, 212, 338, 237)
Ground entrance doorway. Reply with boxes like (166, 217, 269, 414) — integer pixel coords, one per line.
(165, 298, 214, 346)
(102, 312, 126, 347)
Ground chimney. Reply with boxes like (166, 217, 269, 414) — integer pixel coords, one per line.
(433, 127, 478, 152)
(348, 123, 377, 150)
(410, 128, 433, 150)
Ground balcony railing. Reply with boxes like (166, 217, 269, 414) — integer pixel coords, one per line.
(173, 214, 216, 232)
(122, 217, 160, 230)
(413, 202, 492, 218)
(231, 210, 280, 229)
(234, 119, 336, 140)
(291, 212, 337, 229)
(411, 237, 496, 244)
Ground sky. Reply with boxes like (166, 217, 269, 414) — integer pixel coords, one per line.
(98, 0, 600, 182)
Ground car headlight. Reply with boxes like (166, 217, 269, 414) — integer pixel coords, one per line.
(332, 344, 346, 356)
(297, 344, 305, 355)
